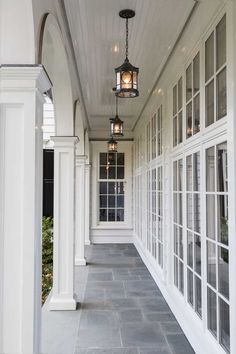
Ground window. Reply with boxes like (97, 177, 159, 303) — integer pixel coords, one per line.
(99, 152, 125, 222)
(147, 122, 151, 162)
(205, 15, 227, 127)
(173, 159, 184, 293)
(157, 105, 163, 156)
(186, 52, 200, 138)
(186, 152, 202, 317)
(173, 77, 183, 147)
(206, 142, 229, 352)
(147, 170, 151, 252)
(157, 166, 163, 267)
(151, 113, 157, 160)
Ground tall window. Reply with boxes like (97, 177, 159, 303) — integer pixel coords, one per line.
(186, 152, 202, 317)
(147, 170, 151, 252)
(157, 166, 163, 267)
(173, 159, 184, 293)
(151, 113, 157, 160)
(151, 169, 157, 258)
(173, 77, 183, 146)
(186, 52, 200, 138)
(206, 142, 229, 352)
(147, 122, 151, 162)
(99, 152, 125, 222)
(205, 15, 226, 127)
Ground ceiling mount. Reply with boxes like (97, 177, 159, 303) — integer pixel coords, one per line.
(119, 9, 135, 19)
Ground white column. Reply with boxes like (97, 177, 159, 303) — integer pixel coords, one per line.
(49, 136, 78, 310)
(84, 163, 91, 245)
(0, 65, 51, 354)
(75, 155, 87, 265)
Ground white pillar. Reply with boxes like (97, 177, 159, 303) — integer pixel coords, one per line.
(0, 65, 51, 354)
(49, 136, 78, 310)
(84, 163, 91, 245)
(75, 155, 87, 265)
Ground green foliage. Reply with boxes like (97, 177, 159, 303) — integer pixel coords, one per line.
(42, 216, 53, 305)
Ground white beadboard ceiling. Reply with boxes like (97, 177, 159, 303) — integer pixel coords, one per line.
(64, 0, 195, 133)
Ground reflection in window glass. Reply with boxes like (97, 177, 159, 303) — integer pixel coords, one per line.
(205, 32, 214, 82)
(207, 241, 216, 288)
(207, 287, 217, 337)
(206, 147, 215, 192)
(219, 298, 230, 352)
(218, 247, 229, 299)
(216, 15, 226, 71)
(205, 80, 214, 127)
(217, 68, 227, 120)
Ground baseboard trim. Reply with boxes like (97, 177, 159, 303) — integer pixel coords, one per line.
(91, 236, 133, 244)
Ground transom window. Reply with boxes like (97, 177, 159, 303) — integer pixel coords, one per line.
(186, 52, 200, 138)
(99, 152, 125, 222)
(205, 15, 226, 127)
(173, 77, 183, 146)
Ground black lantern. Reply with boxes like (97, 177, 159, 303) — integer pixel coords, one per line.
(110, 96, 124, 137)
(107, 137, 118, 152)
(115, 9, 139, 98)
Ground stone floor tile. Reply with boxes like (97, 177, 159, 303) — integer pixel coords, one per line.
(118, 309, 143, 322)
(160, 322, 183, 334)
(76, 327, 122, 348)
(139, 347, 171, 354)
(120, 323, 166, 348)
(166, 334, 195, 354)
(87, 272, 113, 282)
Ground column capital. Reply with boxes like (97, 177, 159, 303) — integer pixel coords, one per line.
(51, 136, 79, 148)
(0, 64, 51, 93)
(75, 154, 87, 165)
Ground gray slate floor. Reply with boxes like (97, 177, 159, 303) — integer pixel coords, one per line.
(42, 244, 195, 354)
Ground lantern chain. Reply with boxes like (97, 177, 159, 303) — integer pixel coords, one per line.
(126, 18, 129, 60)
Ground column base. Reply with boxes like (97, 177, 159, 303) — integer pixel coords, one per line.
(75, 257, 87, 266)
(49, 295, 77, 311)
(85, 240, 91, 245)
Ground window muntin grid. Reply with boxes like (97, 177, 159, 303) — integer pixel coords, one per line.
(147, 170, 152, 252)
(205, 142, 229, 353)
(205, 15, 227, 127)
(173, 77, 183, 147)
(157, 166, 163, 267)
(186, 152, 202, 317)
(99, 152, 125, 222)
(173, 158, 184, 293)
(186, 52, 200, 138)
(157, 105, 163, 156)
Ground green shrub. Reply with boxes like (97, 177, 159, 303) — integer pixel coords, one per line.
(42, 216, 53, 305)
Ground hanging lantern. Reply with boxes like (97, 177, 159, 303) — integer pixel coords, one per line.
(115, 9, 139, 98)
(110, 95, 124, 137)
(107, 137, 118, 152)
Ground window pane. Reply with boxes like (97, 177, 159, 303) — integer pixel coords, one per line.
(100, 166, 107, 179)
(186, 102, 192, 139)
(100, 209, 107, 221)
(173, 161, 177, 191)
(108, 182, 116, 194)
(206, 195, 215, 239)
(108, 196, 115, 208)
(117, 182, 124, 194)
(206, 147, 215, 192)
(116, 209, 124, 222)
(186, 155, 192, 191)
(219, 298, 230, 352)
(178, 112, 183, 143)
(193, 94, 200, 134)
(195, 235, 201, 275)
(218, 246, 229, 299)
(173, 85, 177, 115)
(205, 80, 214, 127)
(217, 142, 228, 192)
(174, 256, 178, 287)
(100, 195, 107, 208)
(186, 63, 192, 102)
(117, 195, 124, 208)
(205, 32, 214, 82)
(193, 152, 200, 192)
(217, 68, 227, 120)
(108, 209, 116, 221)
(193, 52, 200, 93)
(187, 231, 193, 268)
(207, 287, 217, 337)
(216, 15, 226, 70)
(100, 153, 107, 165)
(117, 153, 124, 165)
(173, 116, 177, 147)
(179, 194, 183, 225)
(217, 195, 228, 245)
(173, 194, 178, 223)
(108, 153, 116, 165)
(100, 182, 107, 194)
(117, 167, 124, 179)
(195, 276, 202, 317)
(187, 269, 194, 306)
(108, 167, 116, 179)
(187, 194, 193, 230)
(207, 241, 216, 288)
(174, 225, 179, 255)
(194, 194, 201, 234)
(179, 228, 183, 260)
(179, 261, 184, 294)
(178, 77, 182, 110)
(178, 160, 183, 191)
